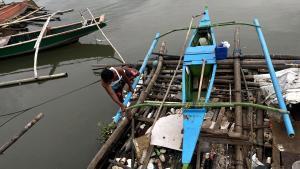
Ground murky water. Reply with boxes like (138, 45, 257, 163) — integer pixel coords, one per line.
(0, 0, 299, 168)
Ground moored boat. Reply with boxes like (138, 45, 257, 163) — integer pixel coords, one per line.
(181, 7, 226, 168)
(88, 6, 298, 169)
(0, 15, 106, 59)
(0, 1, 29, 24)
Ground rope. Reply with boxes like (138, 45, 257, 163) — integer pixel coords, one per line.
(0, 79, 101, 127)
(86, 8, 126, 64)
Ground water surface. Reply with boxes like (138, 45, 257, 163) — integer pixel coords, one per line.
(0, 0, 299, 168)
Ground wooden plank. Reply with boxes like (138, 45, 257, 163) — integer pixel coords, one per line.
(213, 107, 226, 130)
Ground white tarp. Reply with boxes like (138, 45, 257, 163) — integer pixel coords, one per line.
(149, 114, 183, 151)
(253, 68, 300, 105)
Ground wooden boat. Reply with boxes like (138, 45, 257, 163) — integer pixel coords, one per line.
(0, 15, 106, 59)
(181, 7, 227, 168)
(88, 6, 299, 169)
(0, 1, 29, 24)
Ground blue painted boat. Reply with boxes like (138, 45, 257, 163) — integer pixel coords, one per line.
(181, 7, 223, 168)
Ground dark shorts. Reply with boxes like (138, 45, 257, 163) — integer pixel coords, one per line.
(113, 68, 139, 102)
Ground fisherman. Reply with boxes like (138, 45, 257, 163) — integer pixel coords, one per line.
(101, 66, 139, 115)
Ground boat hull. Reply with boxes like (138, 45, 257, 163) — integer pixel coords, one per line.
(182, 8, 218, 167)
(0, 2, 28, 24)
(0, 22, 106, 59)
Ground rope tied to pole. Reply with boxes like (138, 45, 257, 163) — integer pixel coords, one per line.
(86, 8, 126, 64)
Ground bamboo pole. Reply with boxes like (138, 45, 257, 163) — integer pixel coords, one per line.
(228, 54, 300, 60)
(218, 59, 300, 65)
(214, 79, 259, 87)
(152, 53, 300, 61)
(0, 113, 44, 154)
(218, 64, 296, 70)
(126, 101, 289, 114)
(256, 91, 264, 161)
(137, 59, 300, 68)
(0, 73, 68, 88)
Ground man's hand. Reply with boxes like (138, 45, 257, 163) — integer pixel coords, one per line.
(120, 104, 126, 116)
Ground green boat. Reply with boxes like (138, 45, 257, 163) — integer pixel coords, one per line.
(0, 15, 107, 59)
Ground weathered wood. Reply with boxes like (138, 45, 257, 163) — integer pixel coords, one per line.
(0, 9, 74, 27)
(218, 64, 296, 70)
(200, 133, 251, 146)
(213, 107, 225, 130)
(256, 91, 264, 161)
(242, 124, 269, 129)
(0, 113, 44, 154)
(196, 137, 202, 169)
(92, 63, 142, 70)
(152, 53, 300, 61)
(233, 28, 243, 169)
(217, 59, 300, 65)
(214, 79, 260, 87)
(228, 54, 300, 60)
(135, 116, 154, 124)
(147, 95, 181, 102)
(2, 7, 44, 28)
(0, 73, 68, 88)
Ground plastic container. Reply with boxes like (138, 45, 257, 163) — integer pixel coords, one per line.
(215, 45, 228, 60)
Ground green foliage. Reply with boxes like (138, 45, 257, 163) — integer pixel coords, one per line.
(98, 122, 116, 144)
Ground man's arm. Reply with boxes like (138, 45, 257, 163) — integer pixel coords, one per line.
(101, 81, 125, 110)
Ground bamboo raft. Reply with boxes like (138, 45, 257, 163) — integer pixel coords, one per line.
(88, 8, 300, 169)
(90, 53, 300, 169)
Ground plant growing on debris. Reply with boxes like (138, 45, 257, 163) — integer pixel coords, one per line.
(98, 122, 116, 144)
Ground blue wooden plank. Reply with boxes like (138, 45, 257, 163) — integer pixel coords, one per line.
(182, 108, 206, 164)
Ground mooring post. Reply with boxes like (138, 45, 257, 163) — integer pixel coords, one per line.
(254, 18, 295, 137)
